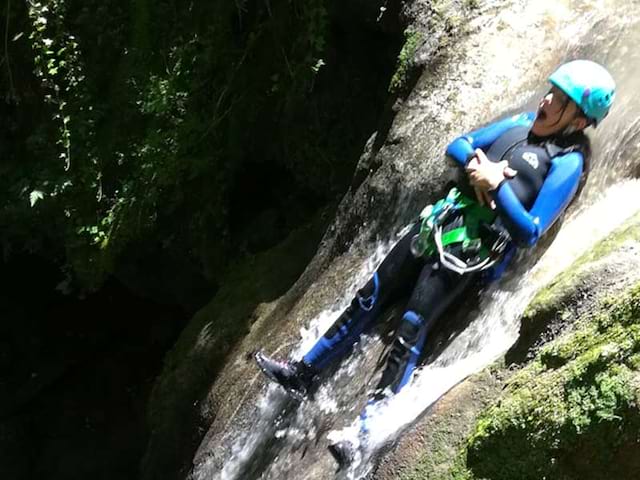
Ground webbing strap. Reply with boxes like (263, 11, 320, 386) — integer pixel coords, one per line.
(440, 227, 468, 246)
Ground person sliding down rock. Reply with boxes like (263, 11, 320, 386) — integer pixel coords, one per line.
(255, 60, 616, 467)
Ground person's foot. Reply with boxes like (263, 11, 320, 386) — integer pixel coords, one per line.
(254, 351, 316, 400)
(327, 440, 355, 469)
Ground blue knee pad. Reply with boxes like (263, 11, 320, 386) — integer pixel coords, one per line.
(394, 310, 428, 393)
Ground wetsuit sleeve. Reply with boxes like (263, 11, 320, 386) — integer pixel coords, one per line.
(492, 151, 584, 246)
(445, 112, 535, 166)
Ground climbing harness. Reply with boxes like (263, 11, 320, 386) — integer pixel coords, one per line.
(410, 188, 511, 275)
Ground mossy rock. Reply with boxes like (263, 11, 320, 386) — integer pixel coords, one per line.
(389, 28, 424, 93)
(508, 212, 640, 363)
(464, 283, 640, 480)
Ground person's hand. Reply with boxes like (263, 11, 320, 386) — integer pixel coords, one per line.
(466, 149, 517, 208)
(473, 185, 495, 209)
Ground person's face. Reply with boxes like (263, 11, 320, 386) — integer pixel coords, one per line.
(532, 85, 587, 136)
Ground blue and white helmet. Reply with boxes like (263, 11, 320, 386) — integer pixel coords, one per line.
(549, 60, 616, 126)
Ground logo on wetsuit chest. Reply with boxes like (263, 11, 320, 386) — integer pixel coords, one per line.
(522, 152, 539, 169)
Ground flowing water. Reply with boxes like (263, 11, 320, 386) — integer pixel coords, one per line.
(195, 1, 640, 479)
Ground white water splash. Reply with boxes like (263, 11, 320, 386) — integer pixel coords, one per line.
(208, 232, 407, 480)
(207, 386, 296, 480)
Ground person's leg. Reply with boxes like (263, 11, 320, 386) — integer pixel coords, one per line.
(255, 223, 424, 397)
(372, 261, 478, 398)
(303, 223, 423, 371)
(329, 262, 479, 467)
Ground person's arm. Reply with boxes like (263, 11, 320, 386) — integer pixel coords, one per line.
(446, 112, 535, 166)
(491, 151, 584, 246)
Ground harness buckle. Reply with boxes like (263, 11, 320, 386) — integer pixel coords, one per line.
(462, 237, 482, 253)
(482, 222, 511, 257)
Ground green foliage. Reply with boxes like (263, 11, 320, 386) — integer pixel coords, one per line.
(389, 28, 423, 92)
(28, 1, 84, 171)
(5, 0, 333, 290)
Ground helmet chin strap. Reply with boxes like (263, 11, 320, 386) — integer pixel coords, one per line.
(556, 100, 591, 137)
(562, 124, 578, 136)
(561, 109, 590, 136)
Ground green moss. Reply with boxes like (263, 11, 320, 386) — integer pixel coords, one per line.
(464, 282, 640, 480)
(448, 457, 475, 480)
(401, 446, 475, 480)
(389, 29, 423, 92)
(627, 353, 640, 370)
(401, 436, 457, 480)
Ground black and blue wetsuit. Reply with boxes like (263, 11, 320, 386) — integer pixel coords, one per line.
(447, 112, 588, 245)
(302, 111, 589, 400)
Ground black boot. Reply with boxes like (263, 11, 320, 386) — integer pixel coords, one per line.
(327, 440, 355, 469)
(254, 351, 316, 400)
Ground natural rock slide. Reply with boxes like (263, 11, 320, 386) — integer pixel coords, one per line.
(143, 1, 640, 479)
